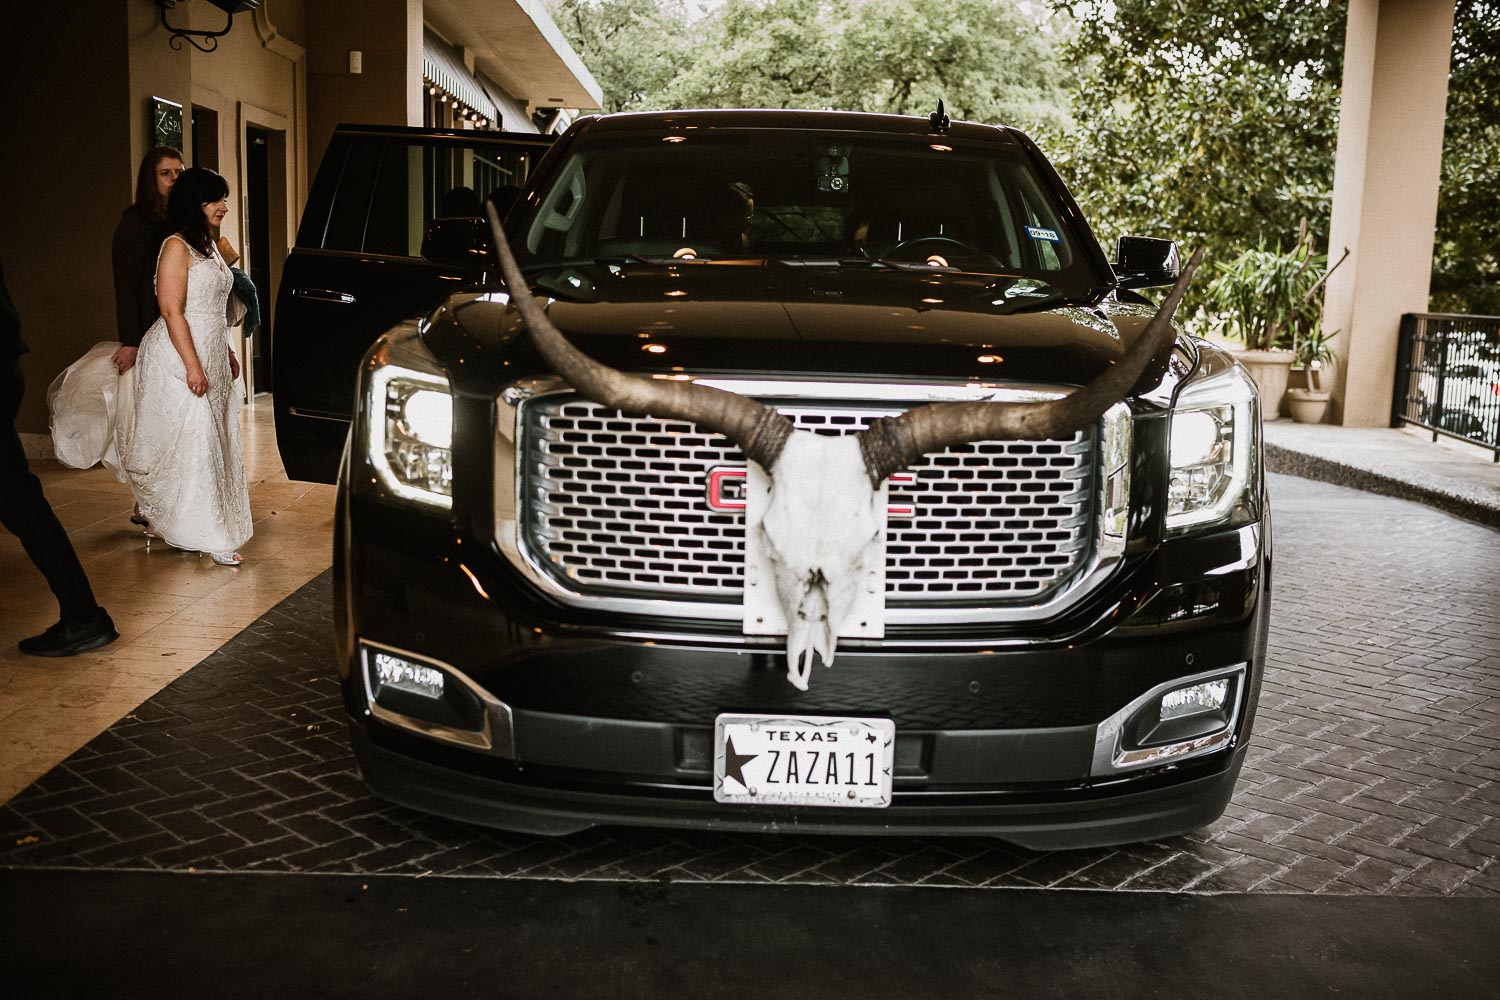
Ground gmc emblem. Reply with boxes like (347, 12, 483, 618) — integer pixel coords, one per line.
(706, 467, 916, 517)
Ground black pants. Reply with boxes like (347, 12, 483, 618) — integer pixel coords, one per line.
(0, 358, 99, 623)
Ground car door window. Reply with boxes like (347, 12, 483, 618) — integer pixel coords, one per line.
(363, 139, 538, 258)
(321, 136, 384, 252)
(1011, 176, 1073, 272)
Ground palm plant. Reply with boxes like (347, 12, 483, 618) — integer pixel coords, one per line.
(1292, 324, 1337, 392)
(1205, 221, 1346, 352)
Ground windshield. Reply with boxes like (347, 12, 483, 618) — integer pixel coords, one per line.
(515, 129, 1102, 289)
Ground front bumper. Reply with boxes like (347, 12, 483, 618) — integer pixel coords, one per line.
(337, 484, 1270, 848)
(351, 718, 1249, 849)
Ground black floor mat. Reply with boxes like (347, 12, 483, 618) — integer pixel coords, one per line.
(3, 868, 1499, 999)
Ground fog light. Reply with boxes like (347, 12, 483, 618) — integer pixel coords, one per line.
(359, 640, 493, 751)
(1092, 665, 1246, 775)
(1160, 678, 1228, 721)
(371, 651, 444, 700)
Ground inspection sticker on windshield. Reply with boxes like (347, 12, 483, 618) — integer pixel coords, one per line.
(714, 713, 894, 808)
(1026, 226, 1061, 242)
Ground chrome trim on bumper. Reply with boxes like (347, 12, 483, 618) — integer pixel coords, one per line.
(359, 638, 516, 758)
(1091, 664, 1247, 776)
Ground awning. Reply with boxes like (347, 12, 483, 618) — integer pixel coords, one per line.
(478, 75, 535, 133)
(422, 31, 499, 122)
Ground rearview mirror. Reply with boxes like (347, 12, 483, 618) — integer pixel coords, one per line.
(1114, 236, 1181, 289)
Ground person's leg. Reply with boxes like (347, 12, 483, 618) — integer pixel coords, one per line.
(0, 358, 116, 655)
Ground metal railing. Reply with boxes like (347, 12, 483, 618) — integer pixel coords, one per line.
(1393, 313, 1500, 461)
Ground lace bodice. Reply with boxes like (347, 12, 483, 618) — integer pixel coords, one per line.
(159, 235, 233, 325)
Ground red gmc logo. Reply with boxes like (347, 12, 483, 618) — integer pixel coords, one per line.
(706, 467, 916, 517)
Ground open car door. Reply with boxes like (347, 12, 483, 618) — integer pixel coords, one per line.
(272, 124, 554, 483)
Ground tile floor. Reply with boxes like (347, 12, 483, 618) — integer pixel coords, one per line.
(0, 402, 335, 802)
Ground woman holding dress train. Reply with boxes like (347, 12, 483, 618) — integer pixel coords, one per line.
(124, 167, 252, 566)
(111, 146, 182, 527)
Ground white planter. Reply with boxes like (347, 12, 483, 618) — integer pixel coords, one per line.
(1287, 388, 1332, 424)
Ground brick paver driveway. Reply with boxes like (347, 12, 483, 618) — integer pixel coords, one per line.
(2, 474, 1497, 894)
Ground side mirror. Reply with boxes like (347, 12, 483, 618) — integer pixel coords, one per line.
(1114, 236, 1181, 289)
(421, 217, 490, 266)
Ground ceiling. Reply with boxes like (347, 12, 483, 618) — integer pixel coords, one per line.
(423, 0, 603, 112)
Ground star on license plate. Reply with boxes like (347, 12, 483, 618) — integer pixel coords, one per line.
(713, 713, 895, 808)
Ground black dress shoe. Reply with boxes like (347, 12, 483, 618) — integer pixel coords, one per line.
(18, 609, 119, 657)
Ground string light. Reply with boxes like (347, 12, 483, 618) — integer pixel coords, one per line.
(423, 77, 493, 129)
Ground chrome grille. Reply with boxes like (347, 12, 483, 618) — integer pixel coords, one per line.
(519, 397, 1096, 604)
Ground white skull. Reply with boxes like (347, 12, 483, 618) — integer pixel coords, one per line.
(754, 432, 888, 690)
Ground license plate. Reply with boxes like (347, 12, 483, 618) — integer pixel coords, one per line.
(713, 713, 895, 808)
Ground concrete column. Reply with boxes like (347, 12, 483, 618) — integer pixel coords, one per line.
(306, 0, 423, 173)
(1323, 0, 1456, 426)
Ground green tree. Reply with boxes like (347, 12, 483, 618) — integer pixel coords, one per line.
(1045, 1, 1346, 263)
(659, 0, 841, 110)
(550, 0, 697, 112)
(831, 0, 1072, 131)
(552, 0, 1073, 133)
(1432, 0, 1500, 315)
(1050, 0, 1498, 316)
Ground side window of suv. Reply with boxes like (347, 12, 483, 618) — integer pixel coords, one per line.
(364, 140, 536, 258)
(1012, 176, 1073, 272)
(320, 136, 385, 252)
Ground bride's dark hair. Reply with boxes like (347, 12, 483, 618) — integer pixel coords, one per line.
(164, 167, 230, 258)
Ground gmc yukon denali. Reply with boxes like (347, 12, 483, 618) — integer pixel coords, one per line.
(286, 108, 1270, 848)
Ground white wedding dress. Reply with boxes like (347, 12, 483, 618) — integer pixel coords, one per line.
(122, 235, 252, 556)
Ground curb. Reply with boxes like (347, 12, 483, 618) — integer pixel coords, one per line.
(1266, 443, 1500, 531)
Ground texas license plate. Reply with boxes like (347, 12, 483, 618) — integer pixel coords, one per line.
(713, 713, 895, 808)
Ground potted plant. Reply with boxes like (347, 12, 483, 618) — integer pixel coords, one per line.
(1287, 325, 1336, 424)
(1205, 221, 1347, 417)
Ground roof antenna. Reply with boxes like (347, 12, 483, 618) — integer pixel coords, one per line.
(928, 99, 950, 133)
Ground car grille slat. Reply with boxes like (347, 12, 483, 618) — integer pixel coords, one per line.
(520, 398, 1096, 605)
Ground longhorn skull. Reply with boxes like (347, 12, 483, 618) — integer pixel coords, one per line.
(486, 205, 1202, 689)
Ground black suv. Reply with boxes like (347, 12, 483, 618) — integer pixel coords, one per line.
(285, 109, 1270, 849)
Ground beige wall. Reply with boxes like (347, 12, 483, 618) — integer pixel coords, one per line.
(126, 0, 192, 170)
(306, 0, 423, 173)
(1323, 0, 1457, 426)
(0, 6, 133, 436)
(188, 1, 309, 348)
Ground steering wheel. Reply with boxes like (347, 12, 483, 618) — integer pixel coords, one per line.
(881, 235, 989, 267)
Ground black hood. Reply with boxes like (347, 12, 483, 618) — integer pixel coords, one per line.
(433, 262, 1170, 390)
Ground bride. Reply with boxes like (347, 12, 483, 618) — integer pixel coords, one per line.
(124, 167, 252, 566)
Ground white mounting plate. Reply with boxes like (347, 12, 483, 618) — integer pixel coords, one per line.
(740, 462, 888, 639)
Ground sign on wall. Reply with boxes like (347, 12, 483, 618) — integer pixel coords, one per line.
(151, 96, 183, 152)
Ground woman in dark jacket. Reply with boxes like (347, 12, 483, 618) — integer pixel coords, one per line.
(111, 146, 182, 527)
(111, 146, 183, 374)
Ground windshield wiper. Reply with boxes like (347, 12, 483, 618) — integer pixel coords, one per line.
(517, 255, 661, 273)
(771, 256, 964, 272)
(767, 256, 885, 268)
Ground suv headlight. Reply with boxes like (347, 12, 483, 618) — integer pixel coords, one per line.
(365, 324, 453, 509)
(1165, 361, 1257, 533)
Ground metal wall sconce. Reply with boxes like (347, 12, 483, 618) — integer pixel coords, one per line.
(157, 0, 261, 53)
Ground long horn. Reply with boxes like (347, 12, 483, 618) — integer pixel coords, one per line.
(484, 204, 795, 469)
(859, 248, 1205, 486)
